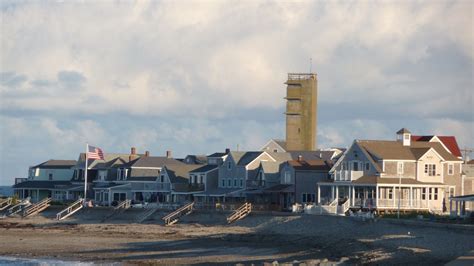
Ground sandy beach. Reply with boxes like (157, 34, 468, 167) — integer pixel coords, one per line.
(0, 207, 473, 265)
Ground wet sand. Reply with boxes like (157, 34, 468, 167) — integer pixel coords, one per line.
(0, 207, 473, 265)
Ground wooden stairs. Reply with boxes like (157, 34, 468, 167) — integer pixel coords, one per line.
(101, 199, 131, 222)
(0, 197, 13, 211)
(7, 197, 31, 216)
(22, 197, 51, 218)
(56, 198, 84, 220)
(162, 202, 194, 226)
(227, 202, 252, 224)
(135, 206, 159, 223)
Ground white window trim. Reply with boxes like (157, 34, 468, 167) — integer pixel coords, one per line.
(397, 162, 404, 175)
(448, 163, 454, 175)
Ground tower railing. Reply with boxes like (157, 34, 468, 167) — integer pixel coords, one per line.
(288, 73, 316, 80)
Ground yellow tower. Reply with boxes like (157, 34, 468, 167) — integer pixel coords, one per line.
(285, 73, 317, 151)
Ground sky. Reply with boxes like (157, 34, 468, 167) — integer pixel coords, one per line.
(0, 1, 473, 185)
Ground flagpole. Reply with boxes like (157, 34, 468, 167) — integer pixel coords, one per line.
(84, 143, 88, 201)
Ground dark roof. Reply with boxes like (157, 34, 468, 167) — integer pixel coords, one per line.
(288, 160, 332, 171)
(189, 164, 219, 173)
(92, 157, 127, 169)
(208, 152, 227, 158)
(264, 184, 294, 192)
(236, 151, 263, 166)
(397, 128, 411, 134)
(356, 140, 461, 161)
(13, 180, 72, 189)
(289, 150, 340, 161)
(31, 160, 77, 169)
(411, 135, 462, 158)
(127, 176, 158, 182)
(124, 156, 183, 168)
(164, 164, 203, 183)
(183, 155, 207, 164)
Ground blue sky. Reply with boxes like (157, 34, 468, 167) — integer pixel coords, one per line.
(0, 1, 473, 185)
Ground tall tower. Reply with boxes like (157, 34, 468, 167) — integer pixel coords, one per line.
(285, 73, 317, 151)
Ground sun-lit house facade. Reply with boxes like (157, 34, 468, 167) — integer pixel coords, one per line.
(317, 129, 463, 213)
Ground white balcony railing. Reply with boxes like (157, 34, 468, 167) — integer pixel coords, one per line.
(334, 170, 364, 181)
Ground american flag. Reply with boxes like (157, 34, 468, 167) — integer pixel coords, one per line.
(87, 145, 105, 160)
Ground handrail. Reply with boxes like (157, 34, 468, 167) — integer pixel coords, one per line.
(329, 198, 338, 207)
(162, 202, 194, 225)
(8, 197, 31, 215)
(56, 198, 84, 220)
(114, 199, 131, 210)
(0, 197, 12, 210)
(135, 207, 159, 223)
(162, 202, 194, 220)
(227, 202, 252, 224)
(23, 197, 51, 217)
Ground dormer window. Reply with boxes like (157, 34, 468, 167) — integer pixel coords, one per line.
(227, 161, 232, 170)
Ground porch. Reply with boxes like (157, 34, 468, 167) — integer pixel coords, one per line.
(317, 180, 451, 212)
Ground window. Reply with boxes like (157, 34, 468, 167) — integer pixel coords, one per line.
(99, 170, 107, 181)
(227, 162, 232, 170)
(199, 175, 204, 184)
(397, 162, 404, 175)
(234, 179, 237, 187)
(273, 149, 278, 153)
(424, 164, 436, 176)
(434, 188, 438, 200)
(429, 188, 432, 200)
(365, 162, 370, 171)
(302, 193, 315, 203)
(448, 164, 454, 175)
(284, 171, 291, 184)
(404, 134, 410, 140)
(352, 161, 359, 171)
(228, 179, 232, 187)
(240, 179, 243, 188)
(422, 188, 426, 200)
(160, 175, 165, 183)
(221, 179, 225, 187)
(388, 188, 393, 199)
(48, 173, 53, 181)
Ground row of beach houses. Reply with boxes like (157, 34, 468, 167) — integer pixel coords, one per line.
(12, 128, 474, 214)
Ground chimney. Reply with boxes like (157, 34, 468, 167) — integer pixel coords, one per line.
(145, 151, 150, 157)
(166, 150, 172, 158)
(129, 147, 138, 161)
(298, 155, 303, 162)
(225, 148, 230, 154)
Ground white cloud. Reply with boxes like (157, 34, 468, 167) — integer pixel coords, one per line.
(0, 1, 472, 184)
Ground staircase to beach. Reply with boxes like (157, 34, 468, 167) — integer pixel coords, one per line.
(56, 198, 84, 220)
(101, 199, 131, 222)
(162, 202, 194, 226)
(227, 202, 252, 224)
(0, 197, 13, 211)
(22, 197, 51, 218)
(7, 197, 31, 216)
(337, 198, 351, 216)
(134, 205, 159, 223)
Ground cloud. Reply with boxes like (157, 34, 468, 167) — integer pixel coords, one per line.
(0, 1, 472, 184)
(57, 71, 86, 89)
(0, 71, 27, 88)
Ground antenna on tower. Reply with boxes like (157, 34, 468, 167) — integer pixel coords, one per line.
(309, 57, 312, 73)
